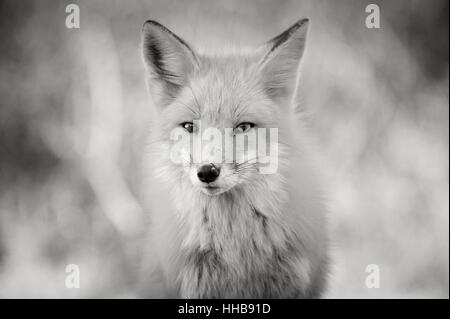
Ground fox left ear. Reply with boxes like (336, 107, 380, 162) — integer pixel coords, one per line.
(141, 20, 199, 107)
(258, 19, 309, 101)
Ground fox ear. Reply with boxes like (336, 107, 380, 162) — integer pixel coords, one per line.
(258, 19, 309, 101)
(141, 20, 198, 106)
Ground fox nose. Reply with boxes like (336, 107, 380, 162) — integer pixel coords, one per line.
(197, 164, 220, 183)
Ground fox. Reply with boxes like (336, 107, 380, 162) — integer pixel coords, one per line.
(138, 18, 329, 298)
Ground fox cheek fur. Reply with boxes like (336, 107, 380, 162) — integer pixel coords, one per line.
(139, 19, 329, 298)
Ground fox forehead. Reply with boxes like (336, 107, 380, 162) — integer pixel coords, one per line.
(174, 53, 277, 127)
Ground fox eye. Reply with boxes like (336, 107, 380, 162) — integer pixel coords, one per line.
(234, 122, 255, 134)
(181, 122, 194, 133)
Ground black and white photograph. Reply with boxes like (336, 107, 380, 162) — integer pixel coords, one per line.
(0, 0, 448, 301)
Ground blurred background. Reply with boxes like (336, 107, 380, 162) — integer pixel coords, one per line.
(0, 0, 448, 298)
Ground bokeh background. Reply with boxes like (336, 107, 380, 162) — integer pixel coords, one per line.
(0, 0, 448, 298)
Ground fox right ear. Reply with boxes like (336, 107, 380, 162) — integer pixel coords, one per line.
(141, 21, 198, 107)
(258, 19, 309, 102)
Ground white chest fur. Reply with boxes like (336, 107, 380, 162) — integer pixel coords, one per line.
(175, 189, 313, 298)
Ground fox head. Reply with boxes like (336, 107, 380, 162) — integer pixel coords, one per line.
(141, 19, 309, 197)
